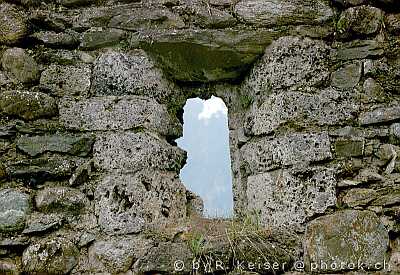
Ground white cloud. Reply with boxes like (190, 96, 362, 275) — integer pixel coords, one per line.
(198, 96, 227, 121)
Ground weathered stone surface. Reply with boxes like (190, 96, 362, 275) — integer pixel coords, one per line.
(241, 132, 332, 174)
(180, 4, 237, 28)
(386, 13, 400, 34)
(88, 237, 152, 273)
(135, 242, 193, 273)
(80, 28, 125, 49)
(247, 167, 337, 229)
(234, 0, 334, 27)
(0, 90, 57, 121)
(138, 29, 279, 83)
(108, 6, 185, 30)
(8, 156, 81, 183)
(243, 36, 330, 94)
(334, 139, 364, 157)
(30, 31, 80, 48)
(337, 6, 384, 39)
(331, 61, 362, 89)
(186, 190, 204, 217)
(390, 123, 400, 144)
(246, 88, 358, 135)
(372, 190, 400, 206)
(331, 40, 384, 61)
(17, 134, 94, 157)
(0, 189, 30, 233)
(359, 106, 400, 125)
(305, 210, 389, 272)
(36, 187, 87, 213)
(22, 237, 79, 274)
(91, 50, 175, 101)
(40, 64, 91, 97)
(362, 78, 385, 103)
(93, 132, 186, 172)
(22, 213, 63, 235)
(59, 0, 95, 7)
(59, 96, 182, 137)
(2, 48, 40, 84)
(0, 162, 6, 180)
(95, 170, 186, 235)
(0, 3, 28, 44)
(342, 188, 378, 207)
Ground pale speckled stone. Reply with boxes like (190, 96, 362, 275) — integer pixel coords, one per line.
(247, 167, 337, 230)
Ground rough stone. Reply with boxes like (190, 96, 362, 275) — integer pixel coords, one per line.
(247, 167, 337, 230)
(331, 61, 362, 89)
(337, 6, 384, 39)
(40, 64, 91, 97)
(331, 40, 384, 61)
(0, 90, 58, 121)
(93, 132, 186, 172)
(359, 106, 400, 125)
(80, 28, 125, 49)
(22, 213, 63, 235)
(234, 0, 334, 27)
(305, 210, 389, 272)
(59, 96, 182, 138)
(2, 48, 40, 84)
(186, 190, 204, 217)
(181, 4, 237, 28)
(59, 0, 95, 7)
(242, 36, 330, 94)
(390, 123, 400, 144)
(135, 242, 193, 274)
(30, 31, 81, 48)
(91, 50, 176, 102)
(0, 162, 6, 180)
(95, 170, 187, 235)
(108, 6, 185, 30)
(35, 186, 88, 213)
(22, 237, 79, 274)
(8, 156, 81, 184)
(138, 29, 279, 83)
(0, 3, 28, 44)
(386, 13, 400, 34)
(246, 88, 358, 135)
(372, 191, 400, 206)
(241, 132, 332, 174)
(0, 189, 30, 233)
(334, 139, 364, 157)
(342, 188, 378, 207)
(0, 259, 19, 275)
(362, 78, 385, 103)
(17, 134, 94, 157)
(88, 237, 152, 273)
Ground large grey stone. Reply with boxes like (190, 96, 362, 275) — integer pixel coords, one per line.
(331, 40, 384, 61)
(0, 90, 57, 121)
(59, 96, 182, 138)
(35, 186, 88, 213)
(91, 50, 176, 102)
(241, 132, 332, 174)
(247, 167, 337, 230)
(234, 0, 334, 27)
(246, 88, 358, 135)
(0, 189, 30, 233)
(0, 3, 28, 44)
(331, 61, 362, 89)
(93, 132, 186, 172)
(138, 29, 279, 83)
(30, 31, 81, 48)
(95, 170, 187, 235)
(16, 134, 94, 157)
(359, 106, 400, 125)
(2, 48, 40, 84)
(108, 6, 185, 30)
(305, 210, 389, 272)
(80, 28, 125, 50)
(135, 242, 193, 274)
(22, 212, 63, 235)
(8, 155, 82, 184)
(242, 36, 330, 94)
(342, 188, 378, 207)
(337, 6, 384, 39)
(40, 64, 91, 97)
(22, 237, 79, 274)
(88, 237, 153, 273)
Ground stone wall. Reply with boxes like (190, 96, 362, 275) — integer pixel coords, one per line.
(0, 0, 400, 274)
